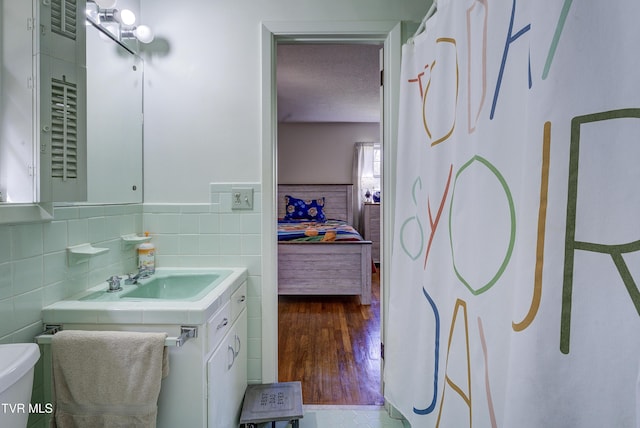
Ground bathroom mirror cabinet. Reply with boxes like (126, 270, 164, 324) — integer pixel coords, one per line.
(85, 20, 143, 204)
(0, 0, 143, 224)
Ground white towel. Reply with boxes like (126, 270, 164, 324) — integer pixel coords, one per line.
(50, 330, 168, 428)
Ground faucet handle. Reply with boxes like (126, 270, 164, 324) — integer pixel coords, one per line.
(106, 275, 122, 292)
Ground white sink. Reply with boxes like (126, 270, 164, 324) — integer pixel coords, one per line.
(0, 343, 40, 428)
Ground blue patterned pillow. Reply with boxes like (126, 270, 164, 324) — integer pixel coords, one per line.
(284, 195, 327, 222)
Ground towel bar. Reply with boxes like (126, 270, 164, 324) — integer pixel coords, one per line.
(34, 325, 198, 348)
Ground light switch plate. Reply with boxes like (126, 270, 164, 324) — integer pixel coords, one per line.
(231, 187, 254, 210)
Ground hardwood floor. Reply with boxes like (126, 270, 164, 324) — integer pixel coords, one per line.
(278, 269, 383, 405)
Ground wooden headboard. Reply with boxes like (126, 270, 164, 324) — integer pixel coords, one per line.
(278, 184, 354, 224)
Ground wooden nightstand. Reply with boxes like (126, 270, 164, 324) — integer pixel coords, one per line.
(362, 202, 380, 264)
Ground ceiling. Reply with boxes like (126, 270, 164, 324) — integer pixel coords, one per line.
(276, 43, 382, 123)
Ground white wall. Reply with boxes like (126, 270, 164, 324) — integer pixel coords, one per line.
(139, 0, 428, 202)
(278, 122, 379, 184)
(137, 0, 427, 385)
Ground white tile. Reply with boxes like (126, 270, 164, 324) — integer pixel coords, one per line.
(52, 309, 98, 324)
(154, 235, 180, 255)
(121, 214, 140, 235)
(13, 288, 43, 327)
(179, 235, 200, 255)
(0, 263, 12, 300)
(180, 214, 200, 234)
(241, 213, 262, 234)
(12, 223, 43, 260)
(78, 206, 104, 219)
(43, 252, 68, 285)
(0, 227, 11, 263)
(253, 191, 263, 213)
(142, 308, 189, 324)
(43, 282, 66, 307)
(178, 256, 202, 268)
(43, 221, 68, 253)
(219, 235, 241, 255)
(103, 205, 128, 216)
(199, 213, 220, 234)
(144, 204, 181, 214)
(198, 234, 220, 255)
(67, 219, 89, 246)
(155, 254, 181, 268)
(218, 255, 243, 267)
(12, 256, 43, 295)
(88, 216, 106, 243)
(247, 337, 261, 359)
(0, 298, 15, 337)
(241, 234, 261, 255)
(247, 315, 262, 341)
(180, 204, 210, 214)
(242, 255, 262, 277)
(155, 214, 181, 234)
(246, 296, 261, 320)
(220, 213, 241, 233)
(53, 206, 79, 220)
(104, 215, 123, 240)
(209, 183, 232, 193)
(219, 193, 232, 212)
(192, 255, 221, 267)
(97, 308, 143, 324)
(210, 191, 220, 204)
(247, 275, 262, 298)
(246, 357, 262, 384)
(63, 274, 89, 299)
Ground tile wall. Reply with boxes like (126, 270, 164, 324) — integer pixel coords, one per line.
(0, 203, 142, 427)
(0, 182, 262, 427)
(142, 183, 262, 383)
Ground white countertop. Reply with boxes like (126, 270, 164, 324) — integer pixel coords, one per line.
(41, 267, 248, 325)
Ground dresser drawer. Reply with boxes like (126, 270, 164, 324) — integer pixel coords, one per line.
(231, 282, 247, 321)
(207, 300, 231, 354)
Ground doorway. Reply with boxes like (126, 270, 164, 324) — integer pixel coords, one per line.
(260, 21, 403, 401)
(275, 42, 382, 405)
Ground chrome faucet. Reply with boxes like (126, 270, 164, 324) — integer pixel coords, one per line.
(106, 276, 122, 292)
(125, 269, 152, 285)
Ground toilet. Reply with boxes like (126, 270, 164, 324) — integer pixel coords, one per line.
(0, 344, 41, 428)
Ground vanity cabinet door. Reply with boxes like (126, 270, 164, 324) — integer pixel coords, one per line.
(207, 309, 247, 428)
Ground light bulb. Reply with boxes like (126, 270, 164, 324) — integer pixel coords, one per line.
(85, 3, 99, 22)
(116, 9, 136, 26)
(94, 0, 117, 8)
(134, 25, 154, 44)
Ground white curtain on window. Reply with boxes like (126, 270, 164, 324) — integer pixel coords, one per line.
(353, 142, 377, 231)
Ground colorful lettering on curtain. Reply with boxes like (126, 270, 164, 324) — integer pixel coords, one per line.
(385, 1, 640, 427)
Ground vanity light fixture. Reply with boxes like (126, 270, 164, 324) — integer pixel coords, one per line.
(86, 0, 155, 44)
(93, 0, 117, 8)
(120, 25, 155, 44)
(98, 8, 137, 26)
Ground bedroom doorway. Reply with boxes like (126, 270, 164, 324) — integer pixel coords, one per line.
(275, 42, 384, 405)
(260, 20, 403, 404)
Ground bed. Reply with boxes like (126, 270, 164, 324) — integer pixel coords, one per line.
(277, 184, 372, 305)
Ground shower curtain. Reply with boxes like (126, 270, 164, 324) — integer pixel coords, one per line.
(385, 1, 640, 427)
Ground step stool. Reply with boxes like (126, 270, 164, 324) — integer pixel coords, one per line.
(239, 381, 303, 428)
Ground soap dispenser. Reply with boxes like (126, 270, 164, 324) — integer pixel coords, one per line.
(137, 232, 156, 274)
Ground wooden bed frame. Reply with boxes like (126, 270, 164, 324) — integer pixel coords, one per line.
(277, 184, 372, 305)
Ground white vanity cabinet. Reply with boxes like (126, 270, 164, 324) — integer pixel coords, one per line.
(206, 282, 248, 428)
(42, 269, 249, 428)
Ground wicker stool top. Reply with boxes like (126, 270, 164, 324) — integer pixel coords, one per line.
(240, 381, 303, 425)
